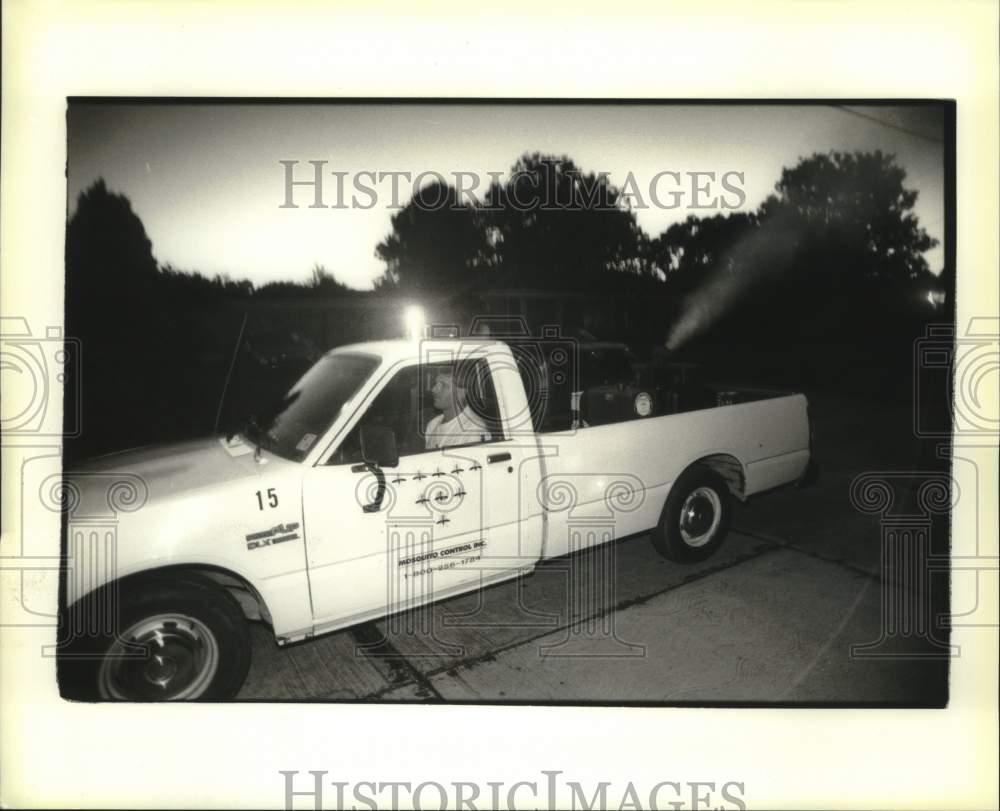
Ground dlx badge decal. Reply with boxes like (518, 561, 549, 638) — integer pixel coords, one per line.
(246, 522, 301, 550)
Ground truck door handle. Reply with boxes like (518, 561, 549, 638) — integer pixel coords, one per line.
(487, 452, 511, 464)
(361, 463, 387, 513)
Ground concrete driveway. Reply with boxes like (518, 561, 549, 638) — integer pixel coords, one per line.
(237, 392, 950, 705)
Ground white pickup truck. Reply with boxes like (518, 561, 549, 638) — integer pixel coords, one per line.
(60, 328, 812, 700)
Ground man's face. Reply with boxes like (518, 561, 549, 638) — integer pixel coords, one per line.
(430, 371, 455, 411)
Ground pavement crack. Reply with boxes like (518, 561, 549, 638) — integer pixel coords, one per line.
(732, 525, 881, 580)
(422, 540, 785, 682)
(349, 622, 444, 701)
(355, 532, 869, 697)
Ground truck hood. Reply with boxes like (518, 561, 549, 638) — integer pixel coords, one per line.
(67, 436, 275, 508)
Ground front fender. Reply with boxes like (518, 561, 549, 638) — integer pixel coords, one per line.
(64, 464, 312, 638)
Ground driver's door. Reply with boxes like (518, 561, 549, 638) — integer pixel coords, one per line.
(302, 363, 492, 630)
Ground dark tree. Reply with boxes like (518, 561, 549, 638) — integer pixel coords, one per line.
(658, 150, 941, 382)
(309, 264, 354, 294)
(484, 153, 648, 286)
(652, 212, 760, 294)
(374, 181, 490, 291)
(64, 180, 164, 457)
(157, 264, 255, 300)
(255, 264, 355, 298)
(66, 179, 159, 278)
(760, 150, 938, 288)
(747, 150, 940, 361)
(66, 178, 159, 334)
(65, 182, 257, 459)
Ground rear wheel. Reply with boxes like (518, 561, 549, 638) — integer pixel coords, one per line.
(652, 465, 732, 563)
(60, 574, 251, 701)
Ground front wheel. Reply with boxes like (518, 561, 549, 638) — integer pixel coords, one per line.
(60, 574, 251, 701)
(651, 465, 732, 563)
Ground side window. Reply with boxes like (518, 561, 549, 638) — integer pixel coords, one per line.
(331, 366, 423, 465)
(428, 359, 505, 448)
(512, 346, 576, 434)
(330, 359, 504, 465)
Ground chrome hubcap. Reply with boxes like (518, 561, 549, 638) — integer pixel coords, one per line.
(679, 487, 722, 547)
(98, 614, 219, 700)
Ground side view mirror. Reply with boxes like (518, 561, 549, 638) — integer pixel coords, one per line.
(360, 425, 399, 469)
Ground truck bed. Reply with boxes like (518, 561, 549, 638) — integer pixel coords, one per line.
(531, 389, 812, 560)
(539, 376, 794, 432)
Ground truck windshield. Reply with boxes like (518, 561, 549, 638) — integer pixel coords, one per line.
(247, 352, 380, 462)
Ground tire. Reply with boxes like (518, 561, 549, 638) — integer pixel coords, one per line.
(651, 465, 732, 563)
(59, 574, 251, 701)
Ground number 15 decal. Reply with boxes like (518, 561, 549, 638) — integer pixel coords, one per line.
(255, 488, 279, 510)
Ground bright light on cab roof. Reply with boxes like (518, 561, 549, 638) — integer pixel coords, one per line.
(403, 306, 461, 340)
(403, 306, 425, 341)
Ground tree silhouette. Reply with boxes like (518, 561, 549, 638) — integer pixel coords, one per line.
(64, 180, 165, 457)
(485, 153, 647, 286)
(158, 264, 254, 299)
(254, 263, 356, 298)
(760, 150, 938, 287)
(309, 263, 354, 294)
(375, 181, 490, 291)
(657, 150, 941, 355)
(652, 212, 759, 294)
(65, 179, 159, 335)
(66, 179, 159, 278)
(372, 153, 663, 293)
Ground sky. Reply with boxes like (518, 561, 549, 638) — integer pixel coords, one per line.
(67, 102, 947, 290)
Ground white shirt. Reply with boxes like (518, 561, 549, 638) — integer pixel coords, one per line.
(425, 406, 491, 450)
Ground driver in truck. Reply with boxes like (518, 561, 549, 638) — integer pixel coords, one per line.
(424, 364, 491, 449)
